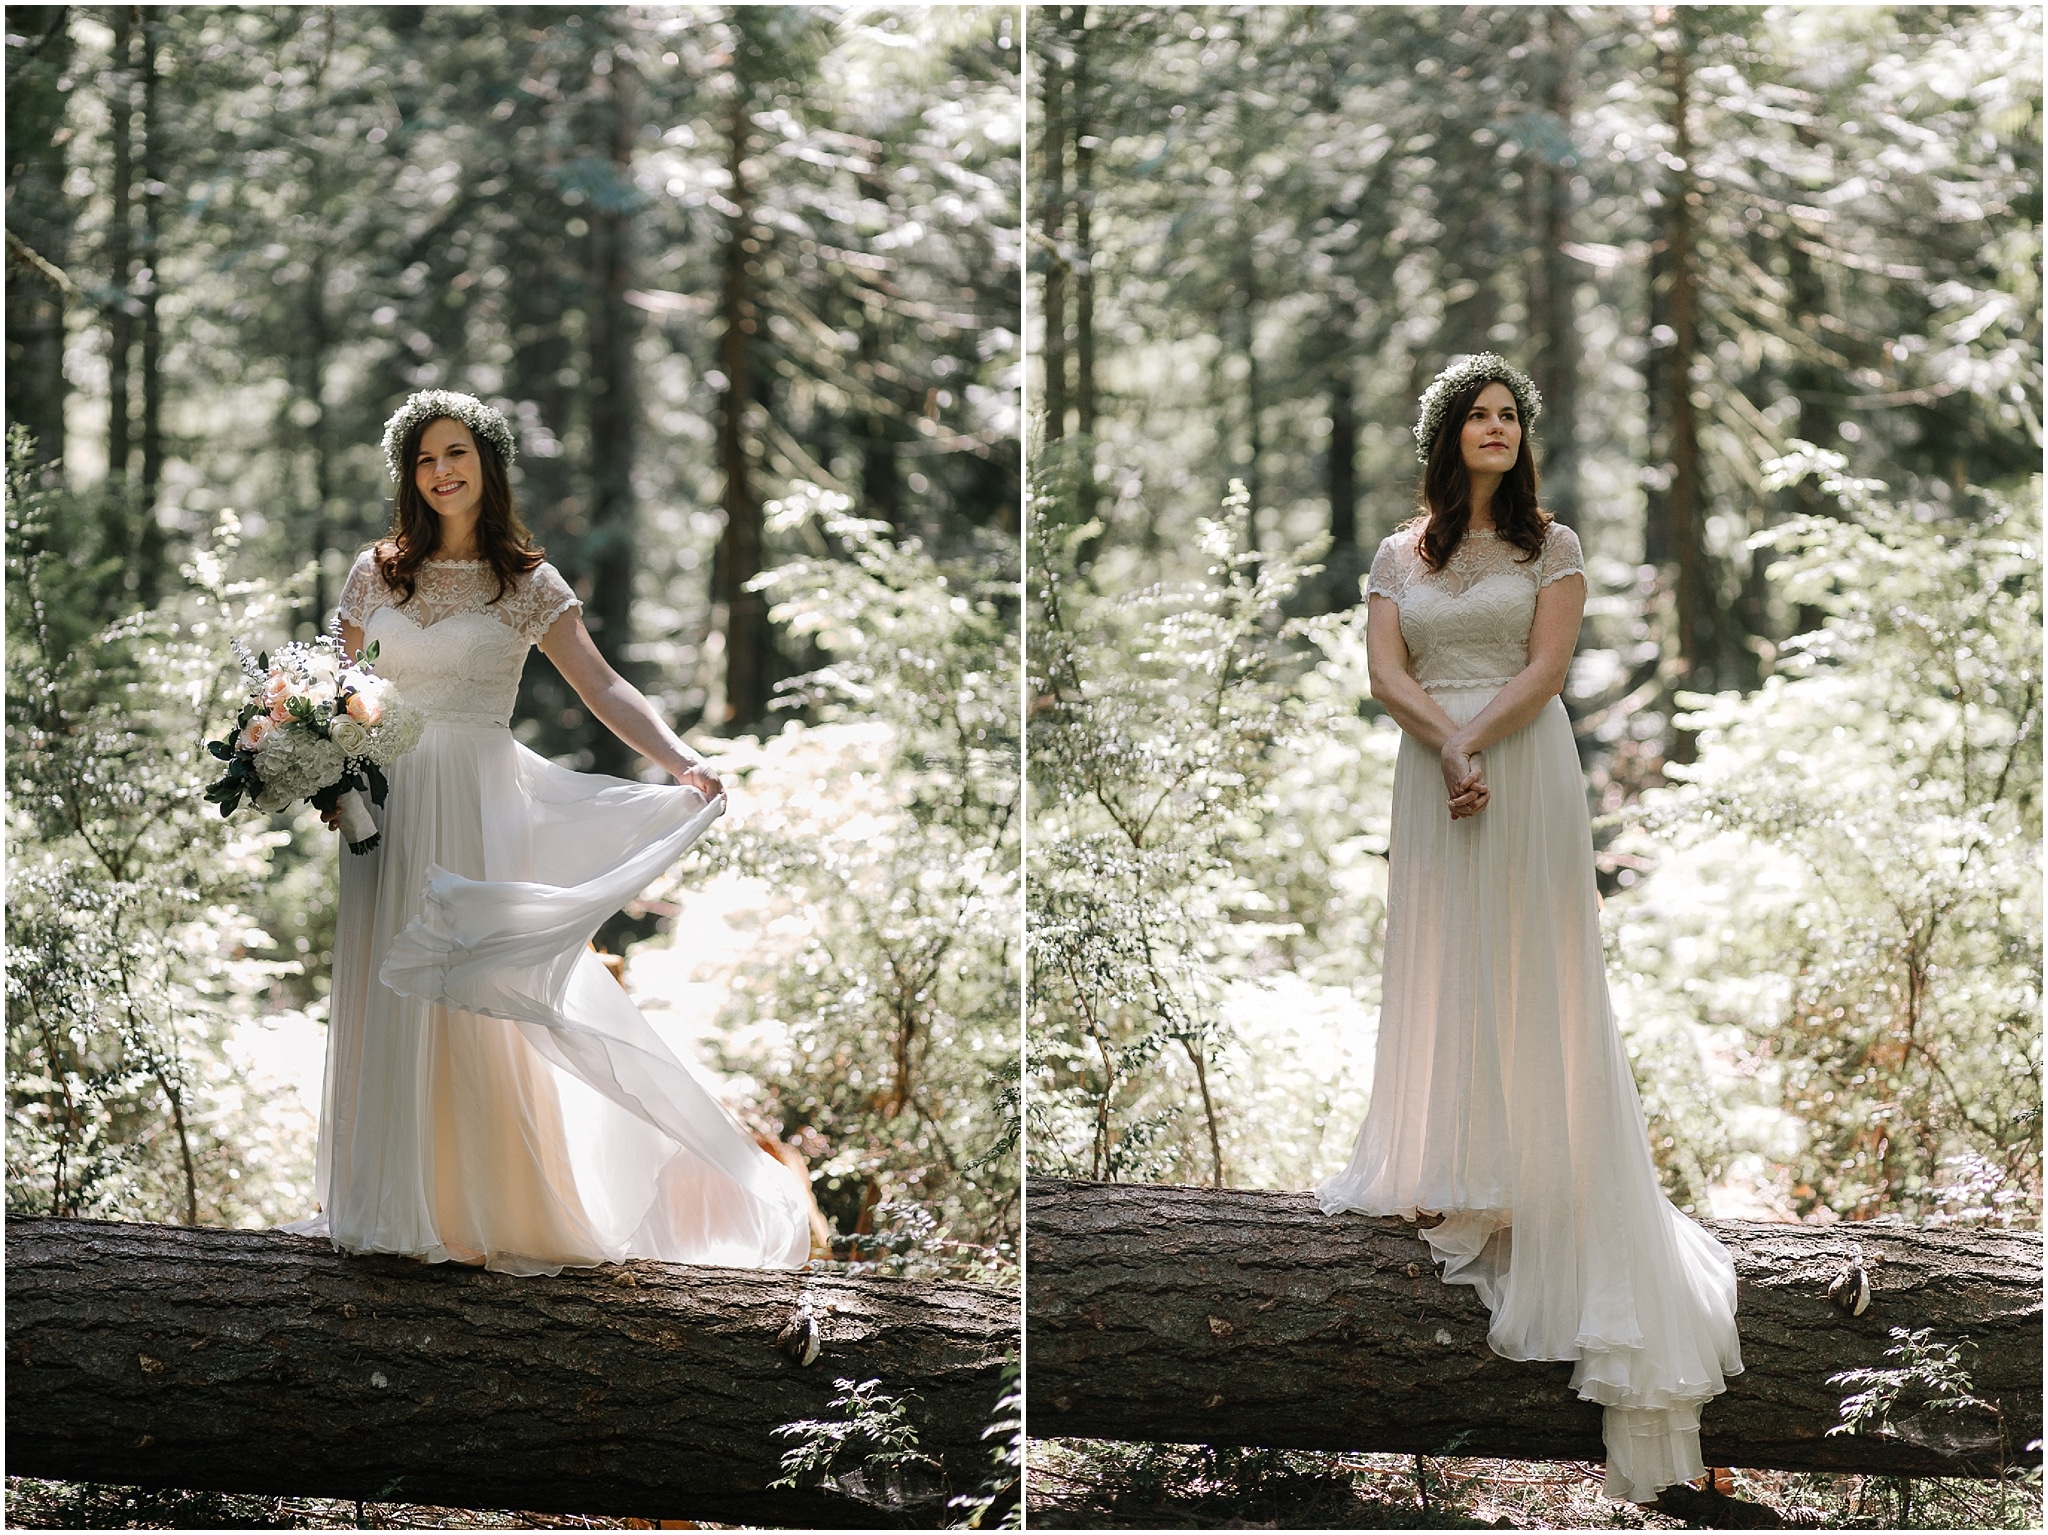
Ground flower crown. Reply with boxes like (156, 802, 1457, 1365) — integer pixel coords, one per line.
(380, 390, 518, 483)
(1412, 354, 1543, 463)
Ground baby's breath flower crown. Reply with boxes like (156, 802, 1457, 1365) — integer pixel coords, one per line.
(380, 390, 518, 483)
(1412, 353, 1543, 463)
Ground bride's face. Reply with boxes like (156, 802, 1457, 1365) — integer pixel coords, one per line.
(1460, 382, 1522, 476)
(414, 417, 483, 525)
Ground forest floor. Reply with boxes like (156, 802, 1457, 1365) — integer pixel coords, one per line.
(1, 1480, 706, 1531)
(1024, 1441, 2044, 1530)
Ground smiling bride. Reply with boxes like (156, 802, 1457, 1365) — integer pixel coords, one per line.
(285, 389, 812, 1276)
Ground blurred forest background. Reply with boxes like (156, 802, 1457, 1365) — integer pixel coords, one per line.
(1027, 5, 2038, 1522)
(7, 3, 1022, 1295)
(1028, 1, 2038, 1248)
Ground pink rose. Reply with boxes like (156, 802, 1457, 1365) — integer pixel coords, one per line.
(346, 688, 384, 726)
(270, 696, 294, 722)
(262, 672, 292, 708)
(237, 715, 276, 753)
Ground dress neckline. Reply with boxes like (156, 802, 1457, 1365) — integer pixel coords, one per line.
(422, 557, 488, 568)
(1414, 522, 1501, 541)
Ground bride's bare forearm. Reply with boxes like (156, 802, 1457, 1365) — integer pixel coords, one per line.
(1370, 666, 1462, 753)
(585, 681, 705, 780)
(1451, 666, 1559, 755)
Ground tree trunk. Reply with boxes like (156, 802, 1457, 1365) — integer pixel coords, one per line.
(716, 66, 768, 734)
(135, 7, 167, 606)
(507, 217, 586, 766)
(296, 249, 332, 631)
(6, 1217, 1017, 1527)
(1070, 10, 1098, 531)
(1642, 225, 1673, 570)
(1326, 330, 1359, 614)
(1661, 19, 1707, 750)
(1037, 11, 1068, 443)
(854, 163, 905, 534)
(859, 315, 904, 534)
(1780, 177, 1841, 640)
(107, 7, 135, 494)
(584, 33, 640, 776)
(1026, 1180, 2041, 1479)
(292, 10, 332, 632)
(1530, 7, 1581, 530)
(4, 5, 74, 469)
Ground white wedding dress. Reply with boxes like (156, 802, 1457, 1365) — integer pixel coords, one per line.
(285, 551, 812, 1276)
(1314, 520, 1743, 1504)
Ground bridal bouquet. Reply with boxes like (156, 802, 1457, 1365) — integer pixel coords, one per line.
(205, 637, 424, 853)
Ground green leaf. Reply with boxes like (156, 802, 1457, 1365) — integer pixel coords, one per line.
(365, 762, 389, 805)
(207, 739, 234, 760)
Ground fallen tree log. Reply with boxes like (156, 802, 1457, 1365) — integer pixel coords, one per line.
(1026, 1179, 2041, 1478)
(6, 1217, 1017, 1527)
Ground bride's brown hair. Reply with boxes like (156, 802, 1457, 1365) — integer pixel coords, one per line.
(1411, 375, 1551, 572)
(376, 415, 544, 606)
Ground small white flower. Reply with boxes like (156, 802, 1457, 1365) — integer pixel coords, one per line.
(363, 699, 425, 766)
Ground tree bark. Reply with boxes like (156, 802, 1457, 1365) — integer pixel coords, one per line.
(6, 1217, 1017, 1527)
(134, 6, 167, 606)
(4, 6, 74, 469)
(716, 53, 768, 734)
(584, 29, 641, 777)
(107, 6, 136, 494)
(1326, 335, 1358, 606)
(1026, 1180, 2041, 1479)
(1036, 12, 1068, 443)
(291, 11, 332, 632)
(1530, 7, 1581, 531)
(1660, 17, 1707, 752)
(1070, 10, 1098, 534)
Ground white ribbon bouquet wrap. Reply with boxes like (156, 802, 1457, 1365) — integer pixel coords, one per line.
(206, 636, 424, 852)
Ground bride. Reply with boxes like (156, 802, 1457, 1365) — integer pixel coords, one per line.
(1314, 356, 1743, 1503)
(287, 389, 812, 1275)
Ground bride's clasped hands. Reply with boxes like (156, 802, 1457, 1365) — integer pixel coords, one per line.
(1441, 741, 1490, 819)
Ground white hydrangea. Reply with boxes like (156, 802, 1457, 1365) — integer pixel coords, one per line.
(252, 781, 296, 814)
(362, 699, 425, 766)
(254, 723, 346, 801)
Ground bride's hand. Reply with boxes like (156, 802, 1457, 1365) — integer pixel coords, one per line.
(320, 806, 342, 831)
(676, 758, 725, 801)
(1441, 743, 1490, 819)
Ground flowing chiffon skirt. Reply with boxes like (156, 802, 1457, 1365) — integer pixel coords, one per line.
(287, 718, 813, 1275)
(1315, 690, 1743, 1503)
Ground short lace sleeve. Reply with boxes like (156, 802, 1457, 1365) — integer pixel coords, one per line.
(1537, 521, 1585, 588)
(1365, 529, 1416, 602)
(338, 549, 385, 629)
(510, 561, 582, 644)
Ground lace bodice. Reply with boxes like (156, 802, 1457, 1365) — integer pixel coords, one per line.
(1366, 520, 1584, 694)
(338, 550, 581, 727)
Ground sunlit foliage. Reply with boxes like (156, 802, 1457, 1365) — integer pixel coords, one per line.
(5, 434, 325, 1225)
(1609, 451, 2041, 1225)
(1027, 461, 1398, 1188)
(651, 485, 1022, 1269)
